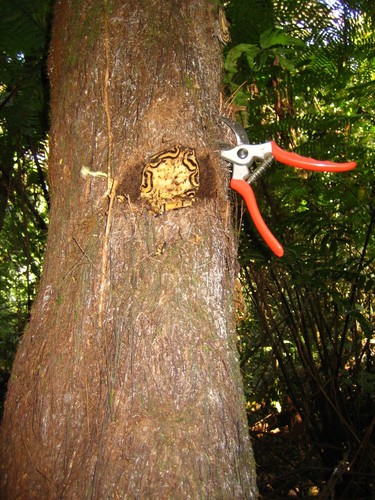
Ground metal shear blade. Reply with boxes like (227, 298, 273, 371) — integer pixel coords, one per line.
(221, 117, 250, 145)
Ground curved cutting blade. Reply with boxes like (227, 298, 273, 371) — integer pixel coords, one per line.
(221, 117, 250, 145)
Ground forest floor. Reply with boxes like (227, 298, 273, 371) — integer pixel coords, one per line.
(251, 420, 374, 499)
(252, 428, 323, 498)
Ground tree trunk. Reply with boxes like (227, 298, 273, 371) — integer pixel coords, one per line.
(0, 1, 258, 497)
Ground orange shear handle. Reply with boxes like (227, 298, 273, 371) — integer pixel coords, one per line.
(271, 142, 357, 172)
(230, 178, 284, 257)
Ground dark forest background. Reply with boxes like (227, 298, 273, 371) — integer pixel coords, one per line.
(1, 0, 374, 497)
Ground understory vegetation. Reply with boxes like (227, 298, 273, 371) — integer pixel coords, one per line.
(1, 0, 374, 497)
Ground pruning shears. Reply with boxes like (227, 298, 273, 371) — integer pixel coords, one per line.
(220, 117, 357, 257)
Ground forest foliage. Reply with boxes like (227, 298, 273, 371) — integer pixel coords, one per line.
(224, 0, 374, 496)
(0, 0, 51, 403)
(0, 0, 374, 497)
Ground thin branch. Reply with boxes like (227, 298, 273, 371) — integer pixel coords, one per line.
(337, 208, 375, 376)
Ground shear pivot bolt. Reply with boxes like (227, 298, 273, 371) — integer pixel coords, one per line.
(237, 148, 248, 159)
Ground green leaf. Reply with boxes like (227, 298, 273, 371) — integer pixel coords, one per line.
(349, 310, 374, 339)
(224, 43, 261, 74)
(259, 28, 306, 50)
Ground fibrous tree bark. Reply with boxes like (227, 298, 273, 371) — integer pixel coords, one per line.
(0, 1, 258, 497)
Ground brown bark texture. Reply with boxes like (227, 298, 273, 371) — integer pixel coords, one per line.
(0, 0, 258, 498)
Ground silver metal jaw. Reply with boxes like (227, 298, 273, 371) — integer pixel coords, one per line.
(220, 143, 273, 180)
(220, 117, 250, 145)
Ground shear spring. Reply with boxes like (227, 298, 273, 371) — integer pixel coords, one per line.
(247, 155, 274, 184)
